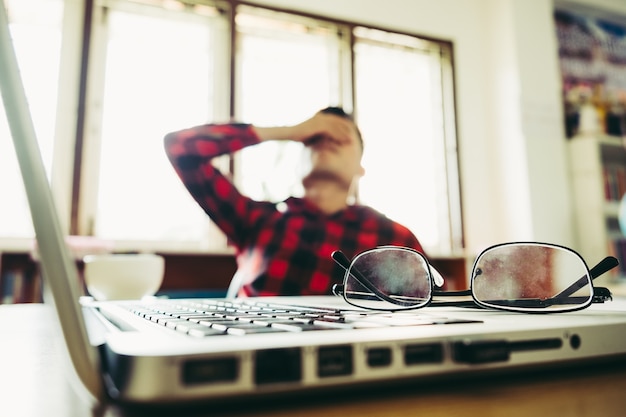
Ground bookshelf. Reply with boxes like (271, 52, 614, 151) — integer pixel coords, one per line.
(0, 252, 41, 303)
(568, 135, 626, 285)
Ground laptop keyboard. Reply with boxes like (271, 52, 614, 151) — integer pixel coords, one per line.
(124, 299, 480, 337)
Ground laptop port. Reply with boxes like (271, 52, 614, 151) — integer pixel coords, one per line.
(452, 340, 510, 364)
(367, 347, 392, 367)
(318, 345, 353, 377)
(183, 357, 238, 385)
(254, 348, 302, 385)
(404, 343, 444, 365)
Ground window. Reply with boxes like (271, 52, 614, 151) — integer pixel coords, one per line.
(1, 0, 462, 256)
(81, 0, 229, 250)
(353, 27, 461, 254)
(0, 0, 64, 240)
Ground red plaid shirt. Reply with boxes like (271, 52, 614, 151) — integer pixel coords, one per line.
(164, 123, 425, 296)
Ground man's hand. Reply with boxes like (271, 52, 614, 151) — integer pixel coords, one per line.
(253, 112, 357, 147)
(290, 112, 356, 146)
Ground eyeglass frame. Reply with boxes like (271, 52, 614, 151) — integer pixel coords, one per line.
(331, 242, 617, 314)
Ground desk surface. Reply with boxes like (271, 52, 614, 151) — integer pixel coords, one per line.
(1, 303, 626, 417)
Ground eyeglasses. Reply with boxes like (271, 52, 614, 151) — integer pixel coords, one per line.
(331, 242, 618, 313)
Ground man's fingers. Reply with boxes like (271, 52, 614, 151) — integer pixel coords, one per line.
(319, 115, 355, 144)
(295, 112, 356, 146)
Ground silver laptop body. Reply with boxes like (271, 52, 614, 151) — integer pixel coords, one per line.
(2, 0, 626, 405)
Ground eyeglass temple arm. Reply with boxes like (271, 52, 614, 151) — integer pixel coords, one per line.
(553, 256, 618, 300)
(330, 250, 353, 274)
(331, 251, 418, 306)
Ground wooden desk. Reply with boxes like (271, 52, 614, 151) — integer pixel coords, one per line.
(1, 303, 625, 417)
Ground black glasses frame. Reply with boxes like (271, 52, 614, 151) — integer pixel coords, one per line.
(331, 242, 618, 313)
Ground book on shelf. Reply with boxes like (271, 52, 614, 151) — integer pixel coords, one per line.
(0, 268, 42, 304)
(603, 165, 626, 202)
(608, 238, 626, 278)
(1, 271, 21, 304)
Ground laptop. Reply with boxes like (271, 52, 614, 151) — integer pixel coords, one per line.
(2, 1, 626, 405)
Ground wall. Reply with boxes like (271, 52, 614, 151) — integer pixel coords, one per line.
(247, 0, 626, 256)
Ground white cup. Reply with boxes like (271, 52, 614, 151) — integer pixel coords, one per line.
(83, 253, 165, 301)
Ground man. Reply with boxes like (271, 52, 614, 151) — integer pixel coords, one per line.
(164, 107, 425, 297)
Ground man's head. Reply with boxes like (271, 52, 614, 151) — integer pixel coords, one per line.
(301, 106, 365, 191)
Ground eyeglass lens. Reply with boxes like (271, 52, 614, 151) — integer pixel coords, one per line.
(345, 247, 432, 310)
(471, 244, 593, 312)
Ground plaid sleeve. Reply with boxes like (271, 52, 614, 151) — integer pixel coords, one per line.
(393, 222, 425, 255)
(163, 123, 263, 248)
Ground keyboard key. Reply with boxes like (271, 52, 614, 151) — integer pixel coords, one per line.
(188, 326, 228, 337)
(226, 326, 286, 336)
(173, 321, 204, 334)
(146, 314, 172, 323)
(164, 318, 190, 329)
(312, 319, 355, 329)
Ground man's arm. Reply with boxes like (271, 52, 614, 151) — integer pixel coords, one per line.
(163, 113, 357, 246)
(164, 123, 259, 159)
(164, 123, 263, 248)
